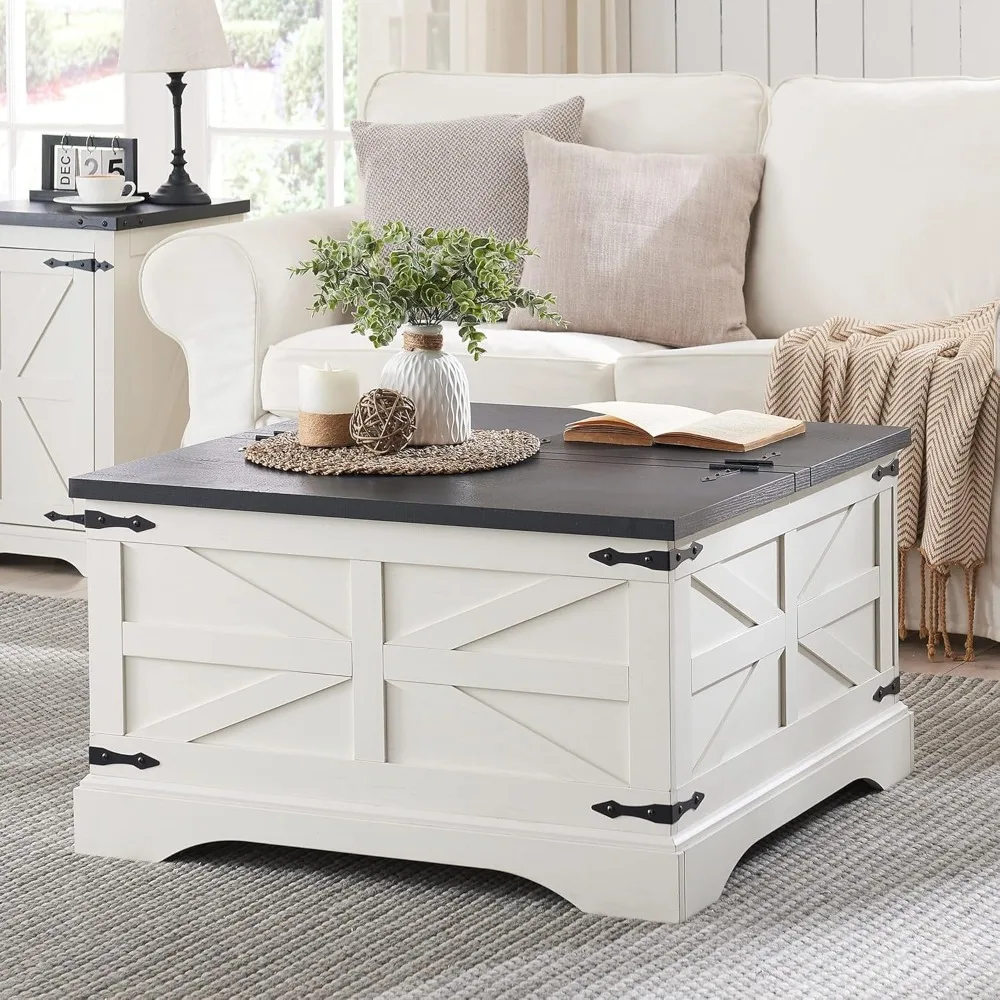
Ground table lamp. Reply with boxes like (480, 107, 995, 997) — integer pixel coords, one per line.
(118, 0, 232, 205)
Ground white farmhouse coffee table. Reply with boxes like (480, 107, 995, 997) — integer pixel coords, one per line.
(70, 404, 912, 923)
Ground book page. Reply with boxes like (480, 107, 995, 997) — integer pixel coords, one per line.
(574, 401, 712, 438)
(669, 409, 801, 446)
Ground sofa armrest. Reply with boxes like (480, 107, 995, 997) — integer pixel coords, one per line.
(614, 340, 777, 411)
(140, 204, 364, 444)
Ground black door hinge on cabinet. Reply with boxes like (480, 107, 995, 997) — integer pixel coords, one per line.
(44, 257, 113, 273)
(872, 458, 899, 482)
(89, 746, 159, 770)
(592, 792, 705, 826)
(44, 510, 155, 532)
(589, 542, 703, 573)
(873, 675, 901, 702)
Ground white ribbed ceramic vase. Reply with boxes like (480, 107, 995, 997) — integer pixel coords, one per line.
(379, 324, 472, 446)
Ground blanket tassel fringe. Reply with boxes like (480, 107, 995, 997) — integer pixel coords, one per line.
(898, 550, 978, 661)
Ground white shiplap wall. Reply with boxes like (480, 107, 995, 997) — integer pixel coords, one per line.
(630, 0, 1000, 82)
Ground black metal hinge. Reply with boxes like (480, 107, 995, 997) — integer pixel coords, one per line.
(592, 792, 705, 826)
(45, 510, 155, 532)
(872, 458, 899, 482)
(702, 452, 780, 482)
(873, 675, 901, 702)
(589, 543, 703, 573)
(44, 257, 113, 272)
(89, 746, 159, 770)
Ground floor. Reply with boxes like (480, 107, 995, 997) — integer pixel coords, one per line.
(1, 553, 998, 678)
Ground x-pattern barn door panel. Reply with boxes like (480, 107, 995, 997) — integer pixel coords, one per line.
(383, 563, 634, 784)
(0, 249, 95, 529)
(108, 543, 355, 758)
(680, 489, 891, 783)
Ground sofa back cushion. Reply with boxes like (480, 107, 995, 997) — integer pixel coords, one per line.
(364, 71, 768, 155)
(746, 77, 1000, 339)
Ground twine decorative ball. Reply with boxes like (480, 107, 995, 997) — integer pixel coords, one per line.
(350, 388, 417, 455)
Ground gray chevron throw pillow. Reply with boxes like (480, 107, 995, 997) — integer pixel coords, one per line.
(352, 96, 584, 243)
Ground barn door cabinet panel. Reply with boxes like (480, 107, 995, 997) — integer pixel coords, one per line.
(76, 457, 910, 922)
(0, 201, 248, 574)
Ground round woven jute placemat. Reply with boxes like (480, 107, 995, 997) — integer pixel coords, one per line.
(243, 428, 541, 477)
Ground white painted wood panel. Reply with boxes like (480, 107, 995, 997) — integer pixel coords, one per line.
(912, 0, 961, 77)
(861, 0, 911, 78)
(816, 0, 864, 76)
(383, 647, 628, 701)
(630, 0, 676, 72)
(87, 540, 125, 736)
(721, 0, 769, 80)
(675, 0, 721, 72)
(0, 250, 95, 533)
(351, 560, 386, 763)
(959, 0, 1000, 76)
(635, 0, 1000, 82)
(768, 0, 816, 83)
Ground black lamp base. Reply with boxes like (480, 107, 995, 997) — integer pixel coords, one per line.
(149, 177, 211, 206)
(151, 71, 213, 207)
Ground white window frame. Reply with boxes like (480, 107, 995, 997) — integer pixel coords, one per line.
(3, 0, 132, 198)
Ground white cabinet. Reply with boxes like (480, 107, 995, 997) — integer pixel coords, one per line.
(0, 205, 246, 573)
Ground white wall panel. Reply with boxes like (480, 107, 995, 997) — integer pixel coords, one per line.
(768, 0, 816, 84)
(635, 0, 1000, 82)
(912, 0, 961, 77)
(631, 0, 676, 72)
(960, 0, 1000, 76)
(863, 0, 912, 78)
(721, 0, 769, 80)
(676, 0, 722, 73)
(816, 0, 863, 77)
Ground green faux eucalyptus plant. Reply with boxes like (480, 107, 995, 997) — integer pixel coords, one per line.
(292, 220, 561, 360)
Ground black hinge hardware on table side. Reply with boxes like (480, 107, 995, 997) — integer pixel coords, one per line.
(89, 746, 159, 770)
(872, 458, 899, 482)
(44, 510, 155, 532)
(589, 542, 703, 573)
(873, 675, 901, 702)
(592, 792, 705, 826)
(44, 257, 113, 273)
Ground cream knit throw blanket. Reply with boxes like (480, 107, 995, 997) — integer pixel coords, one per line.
(764, 301, 1000, 661)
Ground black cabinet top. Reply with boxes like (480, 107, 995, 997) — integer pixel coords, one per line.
(0, 199, 251, 231)
(70, 403, 910, 542)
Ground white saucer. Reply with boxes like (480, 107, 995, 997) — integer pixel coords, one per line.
(53, 195, 145, 213)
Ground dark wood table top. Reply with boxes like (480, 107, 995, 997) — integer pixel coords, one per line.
(0, 199, 251, 231)
(69, 403, 910, 542)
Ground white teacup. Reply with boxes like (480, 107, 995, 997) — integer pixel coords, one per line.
(76, 174, 136, 203)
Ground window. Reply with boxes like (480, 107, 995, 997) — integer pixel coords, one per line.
(0, 1, 463, 213)
(206, 0, 460, 217)
(0, 0, 125, 199)
(206, 0, 360, 217)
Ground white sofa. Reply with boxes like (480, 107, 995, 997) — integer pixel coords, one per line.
(139, 71, 1000, 641)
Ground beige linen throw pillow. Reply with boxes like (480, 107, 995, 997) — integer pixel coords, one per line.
(352, 97, 585, 244)
(508, 132, 765, 347)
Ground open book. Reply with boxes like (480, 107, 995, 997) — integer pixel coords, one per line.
(564, 402, 806, 452)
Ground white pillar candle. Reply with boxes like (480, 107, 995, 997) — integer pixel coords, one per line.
(298, 364, 360, 414)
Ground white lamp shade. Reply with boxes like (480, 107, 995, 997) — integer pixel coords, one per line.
(118, 0, 233, 73)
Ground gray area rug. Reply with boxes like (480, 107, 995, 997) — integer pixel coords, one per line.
(2, 591, 1000, 1000)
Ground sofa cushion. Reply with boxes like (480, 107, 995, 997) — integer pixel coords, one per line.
(260, 322, 668, 418)
(509, 132, 763, 348)
(747, 77, 1000, 339)
(352, 96, 584, 244)
(614, 340, 776, 412)
(365, 71, 768, 156)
